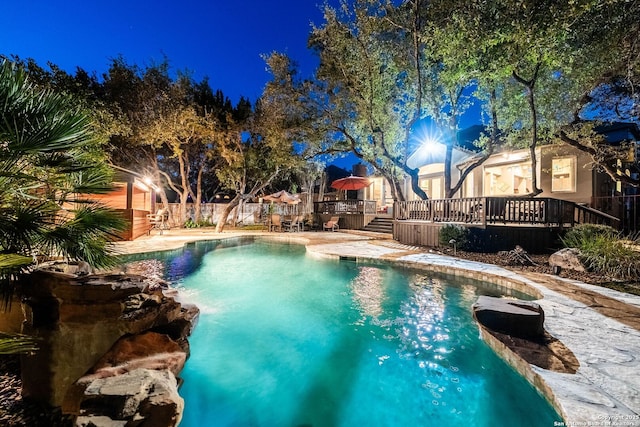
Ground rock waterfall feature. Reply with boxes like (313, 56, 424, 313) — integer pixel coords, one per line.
(19, 268, 199, 426)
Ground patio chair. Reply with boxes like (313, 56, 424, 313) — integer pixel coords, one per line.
(283, 215, 301, 232)
(297, 214, 307, 231)
(269, 214, 282, 232)
(323, 216, 340, 232)
(147, 209, 169, 235)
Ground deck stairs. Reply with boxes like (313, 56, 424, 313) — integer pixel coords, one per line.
(362, 216, 393, 234)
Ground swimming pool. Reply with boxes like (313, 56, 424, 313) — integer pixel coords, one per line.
(125, 239, 560, 426)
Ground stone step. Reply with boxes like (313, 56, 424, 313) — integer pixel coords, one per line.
(362, 217, 393, 233)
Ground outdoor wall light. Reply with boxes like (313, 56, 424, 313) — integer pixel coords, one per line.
(449, 239, 457, 255)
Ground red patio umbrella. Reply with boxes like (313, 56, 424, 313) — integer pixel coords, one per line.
(330, 175, 371, 191)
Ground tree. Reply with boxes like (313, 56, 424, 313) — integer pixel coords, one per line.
(138, 104, 218, 224)
(213, 86, 302, 232)
(306, 0, 497, 201)
(385, 0, 497, 199)
(555, 0, 640, 187)
(430, 0, 640, 191)
(308, 0, 416, 200)
(100, 58, 253, 225)
(0, 59, 125, 301)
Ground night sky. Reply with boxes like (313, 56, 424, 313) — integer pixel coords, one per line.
(2, 1, 483, 170)
(1, 0, 329, 104)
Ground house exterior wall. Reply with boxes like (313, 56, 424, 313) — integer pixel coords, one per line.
(366, 176, 394, 209)
(400, 144, 598, 205)
(480, 149, 538, 196)
(89, 183, 128, 208)
(538, 145, 594, 204)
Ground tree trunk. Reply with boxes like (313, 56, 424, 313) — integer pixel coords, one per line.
(318, 172, 326, 202)
(176, 154, 191, 225)
(447, 89, 499, 198)
(526, 86, 542, 195)
(151, 158, 171, 223)
(444, 142, 454, 198)
(193, 166, 204, 223)
(513, 67, 543, 196)
(215, 195, 240, 233)
(232, 199, 242, 226)
(408, 167, 428, 200)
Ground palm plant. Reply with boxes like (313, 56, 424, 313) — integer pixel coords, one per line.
(0, 333, 39, 354)
(0, 59, 125, 305)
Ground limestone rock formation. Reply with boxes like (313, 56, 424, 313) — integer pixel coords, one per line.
(549, 248, 585, 273)
(472, 295, 544, 338)
(76, 368, 183, 427)
(472, 296, 579, 374)
(88, 331, 187, 379)
(16, 268, 199, 426)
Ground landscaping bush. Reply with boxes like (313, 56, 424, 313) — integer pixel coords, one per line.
(439, 224, 470, 250)
(562, 224, 618, 244)
(561, 224, 640, 281)
(184, 218, 215, 228)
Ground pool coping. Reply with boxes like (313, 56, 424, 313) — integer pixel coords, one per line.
(114, 230, 640, 425)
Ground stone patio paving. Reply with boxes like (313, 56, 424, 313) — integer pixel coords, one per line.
(114, 228, 640, 426)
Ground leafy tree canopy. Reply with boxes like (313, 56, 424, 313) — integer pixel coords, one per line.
(0, 59, 125, 301)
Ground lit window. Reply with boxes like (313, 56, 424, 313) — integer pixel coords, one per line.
(419, 177, 443, 199)
(484, 162, 532, 196)
(551, 157, 576, 192)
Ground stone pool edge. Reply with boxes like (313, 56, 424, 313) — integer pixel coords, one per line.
(114, 231, 640, 426)
(304, 243, 640, 426)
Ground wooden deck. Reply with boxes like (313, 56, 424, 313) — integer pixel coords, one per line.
(314, 200, 381, 231)
(314, 200, 378, 215)
(393, 197, 620, 253)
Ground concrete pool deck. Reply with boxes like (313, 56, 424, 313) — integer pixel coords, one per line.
(114, 228, 640, 426)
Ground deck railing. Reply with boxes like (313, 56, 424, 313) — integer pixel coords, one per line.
(591, 195, 639, 233)
(314, 200, 378, 215)
(394, 197, 620, 229)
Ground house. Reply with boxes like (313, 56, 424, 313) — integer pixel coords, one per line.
(385, 122, 639, 251)
(402, 122, 639, 206)
(86, 168, 156, 240)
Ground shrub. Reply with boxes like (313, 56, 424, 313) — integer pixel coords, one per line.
(439, 224, 470, 250)
(562, 224, 618, 246)
(184, 218, 215, 228)
(561, 224, 640, 281)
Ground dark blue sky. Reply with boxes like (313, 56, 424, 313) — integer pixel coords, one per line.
(2, 1, 483, 170)
(2, 0, 328, 104)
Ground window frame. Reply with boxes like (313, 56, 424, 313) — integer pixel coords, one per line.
(551, 156, 577, 193)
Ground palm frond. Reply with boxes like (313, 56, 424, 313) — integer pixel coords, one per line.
(0, 254, 34, 270)
(38, 204, 126, 269)
(0, 58, 126, 301)
(0, 333, 39, 355)
(0, 253, 34, 307)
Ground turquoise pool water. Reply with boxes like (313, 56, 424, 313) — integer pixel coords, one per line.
(126, 239, 560, 426)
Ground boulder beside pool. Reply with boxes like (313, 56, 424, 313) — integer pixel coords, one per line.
(472, 296, 544, 339)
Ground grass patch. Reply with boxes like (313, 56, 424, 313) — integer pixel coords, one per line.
(184, 218, 215, 228)
(237, 224, 267, 231)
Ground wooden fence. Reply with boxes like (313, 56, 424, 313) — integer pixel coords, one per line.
(591, 195, 640, 233)
(163, 202, 311, 227)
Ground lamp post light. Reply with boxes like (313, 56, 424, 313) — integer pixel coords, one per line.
(449, 239, 457, 256)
